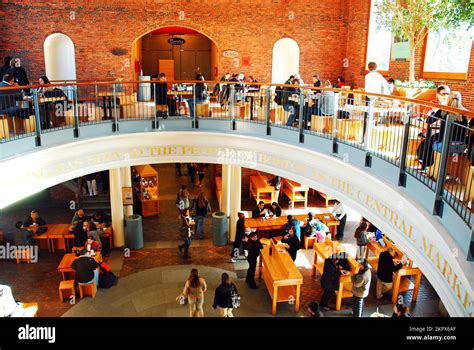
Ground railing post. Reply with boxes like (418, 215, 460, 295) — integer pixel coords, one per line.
(332, 93, 340, 154)
(229, 85, 236, 130)
(363, 97, 375, 167)
(265, 87, 271, 135)
(73, 85, 80, 138)
(397, 103, 413, 186)
(192, 83, 198, 129)
(112, 83, 119, 132)
(152, 82, 158, 129)
(433, 115, 455, 217)
(298, 91, 305, 143)
(31, 88, 42, 147)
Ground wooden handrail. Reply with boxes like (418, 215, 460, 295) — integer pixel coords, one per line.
(0, 80, 472, 118)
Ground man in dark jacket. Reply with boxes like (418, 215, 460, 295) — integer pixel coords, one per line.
(0, 56, 12, 78)
(212, 272, 239, 317)
(320, 254, 349, 310)
(73, 224, 88, 248)
(281, 226, 300, 261)
(245, 232, 263, 289)
(0, 74, 32, 118)
(376, 247, 403, 299)
(71, 249, 99, 285)
(252, 201, 267, 219)
(230, 212, 246, 262)
(268, 202, 282, 217)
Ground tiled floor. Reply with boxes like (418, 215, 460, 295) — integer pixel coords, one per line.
(0, 163, 442, 317)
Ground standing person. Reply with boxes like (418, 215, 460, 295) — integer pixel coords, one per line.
(178, 209, 193, 258)
(269, 175, 282, 202)
(187, 163, 197, 184)
(351, 259, 371, 317)
(244, 231, 263, 289)
(331, 200, 347, 241)
(376, 247, 403, 300)
(182, 268, 207, 317)
(281, 226, 300, 261)
(212, 272, 239, 317)
(230, 212, 246, 263)
(320, 254, 350, 311)
(72, 224, 88, 248)
(304, 212, 329, 242)
(85, 173, 98, 197)
(187, 74, 209, 117)
(192, 192, 211, 240)
(176, 185, 190, 214)
(71, 208, 87, 231)
(354, 221, 371, 260)
(195, 163, 206, 187)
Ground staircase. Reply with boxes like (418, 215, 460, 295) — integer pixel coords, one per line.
(60, 179, 111, 215)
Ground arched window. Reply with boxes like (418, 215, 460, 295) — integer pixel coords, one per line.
(44, 33, 77, 82)
(272, 38, 300, 84)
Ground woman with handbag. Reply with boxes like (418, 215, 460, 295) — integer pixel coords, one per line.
(182, 269, 207, 317)
(212, 273, 240, 317)
(354, 221, 370, 260)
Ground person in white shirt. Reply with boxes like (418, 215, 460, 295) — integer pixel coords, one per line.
(331, 200, 347, 241)
(364, 62, 389, 95)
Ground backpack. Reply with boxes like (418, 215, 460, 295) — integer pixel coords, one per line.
(99, 264, 117, 288)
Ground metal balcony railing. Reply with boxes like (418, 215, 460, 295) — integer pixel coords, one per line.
(0, 80, 473, 229)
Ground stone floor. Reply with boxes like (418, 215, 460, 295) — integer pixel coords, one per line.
(0, 162, 442, 317)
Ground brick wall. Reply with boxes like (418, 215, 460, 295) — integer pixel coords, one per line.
(0, 0, 472, 109)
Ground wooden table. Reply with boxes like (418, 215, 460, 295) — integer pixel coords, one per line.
(366, 236, 422, 304)
(246, 213, 338, 240)
(312, 239, 359, 310)
(57, 252, 103, 280)
(281, 179, 309, 209)
(258, 240, 303, 315)
(250, 175, 275, 204)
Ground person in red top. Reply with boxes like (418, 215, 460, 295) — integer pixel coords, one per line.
(335, 76, 346, 88)
(84, 236, 100, 252)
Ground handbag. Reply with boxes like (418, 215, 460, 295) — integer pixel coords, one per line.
(230, 284, 240, 309)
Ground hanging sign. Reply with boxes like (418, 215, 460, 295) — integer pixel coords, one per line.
(223, 50, 239, 59)
(122, 187, 133, 206)
(168, 38, 186, 45)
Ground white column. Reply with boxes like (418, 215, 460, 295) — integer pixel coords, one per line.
(121, 166, 133, 217)
(228, 165, 242, 242)
(221, 164, 231, 216)
(109, 168, 125, 247)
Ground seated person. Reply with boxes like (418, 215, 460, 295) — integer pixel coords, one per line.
(71, 249, 100, 285)
(73, 224, 88, 248)
(21, 210, 46, 230)
(70, 208, 87, 231)
(0, 74, 33, 118)
(90, 212, 110, 227)
(304, 212, 329, 242)
(283, 215, 302, 240)
(83, 221, 103, 250)
(84, 236, 100, 253)
(14, 221, 34, 246)
(251, 201, 267, 219)
(281, 226, 300, 261)
(268, 202, 282, 217)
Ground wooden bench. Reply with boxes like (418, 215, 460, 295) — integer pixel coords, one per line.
(312, 239, 359, 310)
(316, 190, 336, 208)
(281, 179, 308, 209)
(250, 175, 274, 204)
(258, 240, 303, 315)
(59, 280, 75, 302)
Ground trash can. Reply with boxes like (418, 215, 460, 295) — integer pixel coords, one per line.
(212, 212, 228, 246)
(125, 214, 144, 249)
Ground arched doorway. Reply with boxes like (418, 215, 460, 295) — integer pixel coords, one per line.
(43, 33, 77, 82)
(271, 38, 300, 83)
(131, 26, 218, 82)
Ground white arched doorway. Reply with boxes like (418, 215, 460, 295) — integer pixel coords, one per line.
(272, 38, 300, 83)
(43, 33, 77, 82)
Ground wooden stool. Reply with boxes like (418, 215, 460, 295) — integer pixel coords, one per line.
(0, 115, 10, 139)
(24, 115, 36, 133)
(79, 282, 97, 299)
(16, 247, 32, 264)
(304, 236, 317, 249)
(196, 103, 210, 117)
(59, 280, 75, 302)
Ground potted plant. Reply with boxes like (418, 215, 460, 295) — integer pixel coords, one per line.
(375, 0, 472, 83)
